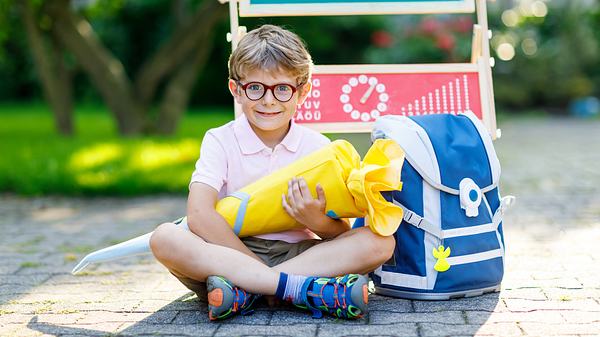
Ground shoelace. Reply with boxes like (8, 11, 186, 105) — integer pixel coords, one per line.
(317, 278, 347, 312)
(304, 276, 354, 319)
(232, 287, 255, 316)
(232, 287, 246, 312)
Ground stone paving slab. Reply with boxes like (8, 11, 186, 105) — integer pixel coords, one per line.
(1, 117, 600, 336)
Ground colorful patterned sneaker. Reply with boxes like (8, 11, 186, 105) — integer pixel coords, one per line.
(206, 275, 259, 321)
(298, 274, 369, 319)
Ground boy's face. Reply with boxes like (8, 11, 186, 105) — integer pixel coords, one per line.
(229, 69, 311, 137)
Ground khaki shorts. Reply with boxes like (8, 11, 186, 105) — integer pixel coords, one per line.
(174, 236, 321, 301)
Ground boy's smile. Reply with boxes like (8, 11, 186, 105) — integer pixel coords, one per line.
(230, 69, 311, 147)
(256, 110, 282, 116)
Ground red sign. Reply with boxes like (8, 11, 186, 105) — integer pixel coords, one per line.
(294, 72, 482, 124)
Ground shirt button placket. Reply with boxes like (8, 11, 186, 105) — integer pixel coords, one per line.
(271, 152, 278, 172)
(265, 148, 275, 173)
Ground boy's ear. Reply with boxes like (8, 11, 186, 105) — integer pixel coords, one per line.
(297, 80, 313, 105)
(228, 79, 242, 104)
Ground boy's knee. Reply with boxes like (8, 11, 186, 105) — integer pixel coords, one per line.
(149, 222, 178, 259)
(361, 229, 395, 264)
(379, 234, 396, 261)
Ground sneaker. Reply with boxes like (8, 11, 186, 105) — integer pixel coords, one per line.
(298, 274, 368, 319)
(206, 275, 258, 321)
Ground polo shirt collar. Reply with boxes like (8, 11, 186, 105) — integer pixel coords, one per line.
(233, 114, 302, 154)
(280, 120, 302, 152)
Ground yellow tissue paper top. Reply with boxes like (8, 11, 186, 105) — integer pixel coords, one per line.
(348, 139, 405, 236)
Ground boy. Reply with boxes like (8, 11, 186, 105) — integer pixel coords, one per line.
(150, 25, 395, 321)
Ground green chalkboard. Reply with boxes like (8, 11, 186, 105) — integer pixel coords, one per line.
(239, 0, 475, 16)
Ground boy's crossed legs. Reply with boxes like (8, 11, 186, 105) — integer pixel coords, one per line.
(150, 223, 395, 320)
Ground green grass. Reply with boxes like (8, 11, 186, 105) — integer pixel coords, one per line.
(19, 261, 42, 268)
(57, 243, 95, 254)
(0, 102, 233, 195)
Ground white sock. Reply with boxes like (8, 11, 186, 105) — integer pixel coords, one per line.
(282, 274, 308, 305)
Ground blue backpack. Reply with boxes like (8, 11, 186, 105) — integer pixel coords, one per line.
(364, 112, 514, 300)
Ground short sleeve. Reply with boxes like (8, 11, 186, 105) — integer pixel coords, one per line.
(189, 131, 227, 192)
(306, 129, 331, 152)
(316, 133, 331, 147)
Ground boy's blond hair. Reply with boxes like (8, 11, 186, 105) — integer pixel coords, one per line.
(228, 25, 313, 86)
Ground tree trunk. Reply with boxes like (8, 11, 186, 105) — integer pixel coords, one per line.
(19, 0, 73, 135)
(134, 0, 225, 108)
(49, 32, 74, 134)
(45, 0, 144, 135)
(155, 4, 223, 134)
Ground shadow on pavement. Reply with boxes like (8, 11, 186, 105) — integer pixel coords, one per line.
(25, 290, 500, 337)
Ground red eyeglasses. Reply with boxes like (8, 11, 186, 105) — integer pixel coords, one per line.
(236, 81, 301, 102)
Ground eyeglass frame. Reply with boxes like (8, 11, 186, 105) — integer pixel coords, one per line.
(234, 80, 305, 103)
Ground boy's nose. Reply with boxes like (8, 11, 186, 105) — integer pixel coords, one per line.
(261, 88, 277, 105)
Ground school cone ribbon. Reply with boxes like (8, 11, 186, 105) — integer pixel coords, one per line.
(72, 139, 404, 275)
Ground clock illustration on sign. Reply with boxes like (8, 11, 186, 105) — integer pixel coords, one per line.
(339, 75, 388, 122)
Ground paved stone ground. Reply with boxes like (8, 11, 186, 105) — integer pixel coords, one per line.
(1, 117, 599, 337)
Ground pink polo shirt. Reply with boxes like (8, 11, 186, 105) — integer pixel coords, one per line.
(190, 114, 330, 243)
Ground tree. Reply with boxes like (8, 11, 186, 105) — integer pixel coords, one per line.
(20, 0, 226, 135)
(18, 0, 73, 135)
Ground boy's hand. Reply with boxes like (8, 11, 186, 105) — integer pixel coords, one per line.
(282, 177, 327, 228)
(282, 177, 348, 238)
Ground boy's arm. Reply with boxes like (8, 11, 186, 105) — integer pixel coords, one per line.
(187, 182, 264, 263)
(282, 177, 351, 238)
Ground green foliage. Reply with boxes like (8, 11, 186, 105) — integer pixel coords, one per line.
(82, 0, 173, 77)
(81, 0, 126, 18)
(0, 103, 232, 195)
(0, 0, 41, 100)
(2, 0, 600, 112)
(360, 0, 600, 111)
(0, 0, 15, 61)
(488, 0, 600, 109)
(190, 15, 388, 106)
(364, 15, 475, 64)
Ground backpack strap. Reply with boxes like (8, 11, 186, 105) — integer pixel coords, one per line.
(394, 196, 515, 240)
(394, 201, 443, 239)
